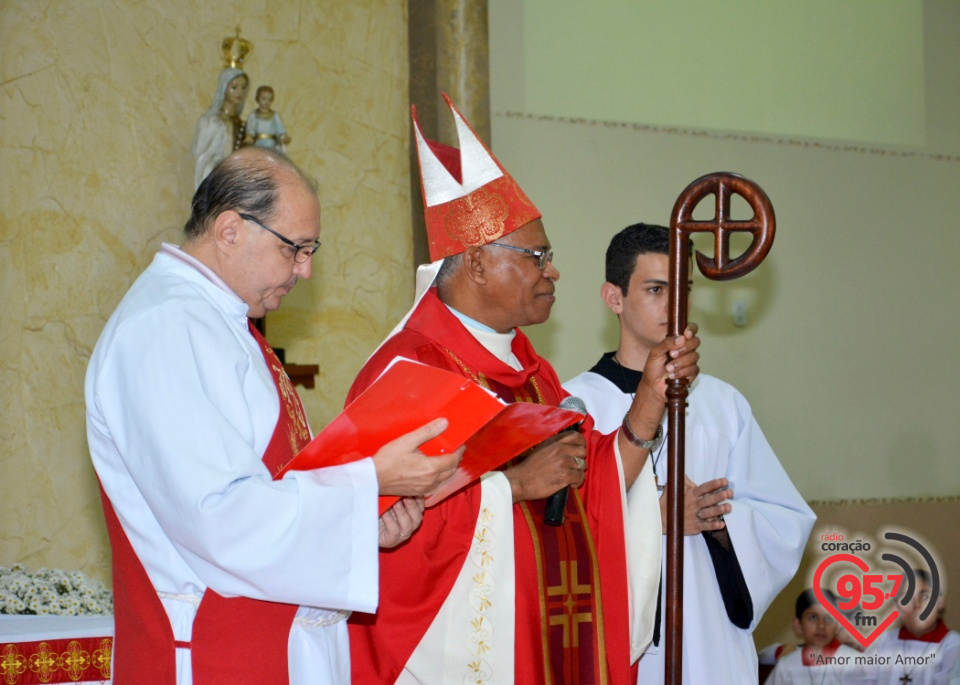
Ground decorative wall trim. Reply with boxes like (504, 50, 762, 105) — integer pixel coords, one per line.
(496, 111, 960, 164)
(807, 496, 960, 507)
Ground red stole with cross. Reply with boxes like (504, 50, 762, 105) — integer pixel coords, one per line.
(347, 288, 633, 685)
(482, 373, 606, 684)
(99, 321, 311, 684)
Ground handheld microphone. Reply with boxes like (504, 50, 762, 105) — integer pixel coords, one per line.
(543, 396, 587, 527)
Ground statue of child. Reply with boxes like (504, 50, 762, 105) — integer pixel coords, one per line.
(244, 85, 291, 155)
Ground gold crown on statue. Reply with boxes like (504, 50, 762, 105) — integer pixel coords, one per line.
(221, 28, 252, 69)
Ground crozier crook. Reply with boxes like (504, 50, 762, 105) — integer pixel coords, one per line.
(664, 172, 775, 685)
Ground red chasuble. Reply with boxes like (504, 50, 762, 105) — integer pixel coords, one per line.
(99, 323, 309, 684)
(348, 288, 633, 685)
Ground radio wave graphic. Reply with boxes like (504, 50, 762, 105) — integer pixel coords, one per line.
(883, 531, 940, 621)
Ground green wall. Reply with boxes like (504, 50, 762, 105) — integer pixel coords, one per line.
(517, 0, 926, 145)
(489, 0, 960, 501)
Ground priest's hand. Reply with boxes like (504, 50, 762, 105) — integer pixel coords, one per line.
(379, 497, 425, 548)
(373, 418, 464, 496)
(659, 476, 731, 535)
(505, 431, 587, 504)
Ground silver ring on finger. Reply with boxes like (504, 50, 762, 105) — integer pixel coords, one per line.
(574, 456, 586, 470)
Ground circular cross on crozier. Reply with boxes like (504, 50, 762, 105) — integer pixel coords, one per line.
(670, 172, 775, 281)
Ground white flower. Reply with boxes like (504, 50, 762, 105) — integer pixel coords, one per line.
(0, 565, 112, 616)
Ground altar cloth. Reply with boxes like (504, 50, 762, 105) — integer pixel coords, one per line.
(0, 616, 113, 684)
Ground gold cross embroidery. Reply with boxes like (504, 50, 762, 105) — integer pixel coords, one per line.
(93, 639, 112, 679)
(1, 644, 27, 681)
(549, 610, 594, 648)
(28, 642, 58, 680)
(546, 560, 594, 648)
(60, 641, 90, 680)
(546, 560, 590, 597)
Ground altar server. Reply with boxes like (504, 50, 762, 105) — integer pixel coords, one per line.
(564, 223, 816, 685)
(867, 569, 959, 685)
(86, 147, 460, 685)
(768, 590, 864, 685)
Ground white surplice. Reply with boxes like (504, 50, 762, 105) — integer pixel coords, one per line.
(865, 628, 960, 685)
(768, 645, 868, 685)
(86, 245, 380, 685)
(563, 370, 816, 685)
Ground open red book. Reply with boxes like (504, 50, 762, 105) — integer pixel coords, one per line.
(274, 358, 583, 514)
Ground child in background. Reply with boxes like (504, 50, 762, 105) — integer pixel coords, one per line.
(867, 570, 959, 684)
(769, 589, 863, 684)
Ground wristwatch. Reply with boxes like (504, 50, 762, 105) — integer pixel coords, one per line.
(621, 415, 664, 451)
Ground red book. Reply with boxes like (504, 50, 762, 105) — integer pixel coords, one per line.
(274, 358, 583, 514)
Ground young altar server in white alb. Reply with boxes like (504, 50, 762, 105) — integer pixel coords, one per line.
(563, 223, 816, 685)
(769, 589, 866, 685)
(86, 147, 461, 685)
(864, 569, 960, 684)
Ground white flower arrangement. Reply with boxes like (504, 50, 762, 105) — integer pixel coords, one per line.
(0, 564, 113, 616)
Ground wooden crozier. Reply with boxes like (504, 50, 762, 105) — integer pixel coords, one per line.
(664, 172, 776, 685)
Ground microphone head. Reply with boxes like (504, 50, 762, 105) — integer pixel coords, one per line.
(559, 395, 587, 416)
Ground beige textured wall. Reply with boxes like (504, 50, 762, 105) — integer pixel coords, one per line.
(0, 1, 412, 583)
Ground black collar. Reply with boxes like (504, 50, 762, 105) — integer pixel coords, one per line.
(589, 351, 643, 394)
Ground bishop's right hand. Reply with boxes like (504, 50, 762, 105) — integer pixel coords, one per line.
(372, 418, 463, 496)
(505, 431, 587, 504)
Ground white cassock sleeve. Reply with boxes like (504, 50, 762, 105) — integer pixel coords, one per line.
(568, 372, 815, 627)
(612, 438, 662, 660)
(87, 283, 380, 613)
(711, 381, 816, 629)
(567, 371, 816, 684)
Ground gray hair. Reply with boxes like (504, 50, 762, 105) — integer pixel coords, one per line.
(434, 253, 464, 287)
(183, 149, 316, 239)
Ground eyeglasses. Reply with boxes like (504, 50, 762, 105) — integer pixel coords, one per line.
(239, 213, 321, 263)
(487, 242, 554, 270)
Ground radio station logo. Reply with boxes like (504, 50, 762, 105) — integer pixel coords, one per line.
(812, 530, 940, 649)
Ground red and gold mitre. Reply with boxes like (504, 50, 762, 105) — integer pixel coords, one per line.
(413, 94, 541, 261)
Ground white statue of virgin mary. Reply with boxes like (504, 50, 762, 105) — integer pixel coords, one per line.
(192, 67, 249, 189)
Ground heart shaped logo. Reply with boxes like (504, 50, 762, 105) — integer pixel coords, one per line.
(812, 554, 899, 649)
